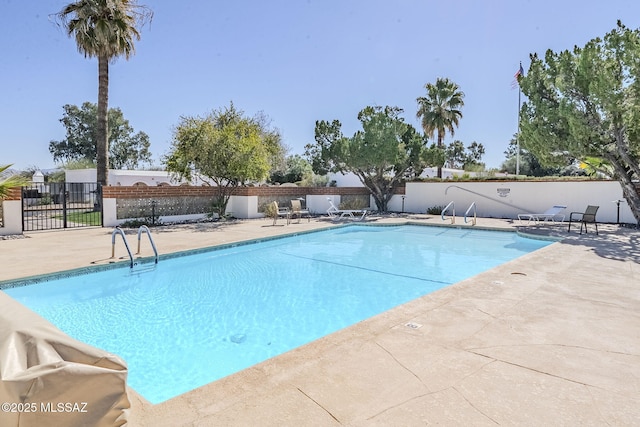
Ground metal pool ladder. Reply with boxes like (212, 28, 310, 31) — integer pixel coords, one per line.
(111, 227, 134, 268)
(464, 202, 477, 225)
(111, 226, 158, 268)
(136, 225, 158, 265)
(441, 201, 455, 224)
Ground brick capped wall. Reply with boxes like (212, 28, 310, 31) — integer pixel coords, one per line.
(232, 186, 374, 196)
(3, 187, 22, 201)
(0, 187, 21, 232)
(102, 185, 385, 199)
(102, 186, 216, 199)
(101, 185, 393, 219)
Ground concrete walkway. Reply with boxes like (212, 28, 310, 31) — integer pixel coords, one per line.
(1, 215, 639, 426)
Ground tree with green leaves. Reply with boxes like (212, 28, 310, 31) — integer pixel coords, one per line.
(270, 154, 313, 184)
(465, 141, 485, 167)
(519, 21, 640, 223)
(501, 136, 565, 176)
(164, 103, 282, 214)
(56, 0, 152, 187)
(445, 140, 485, 169)
(416, 78, 465, 178)
(445, 140, 466, 169)
(49, 102, 152, 169)
(306, 105, 437, 212)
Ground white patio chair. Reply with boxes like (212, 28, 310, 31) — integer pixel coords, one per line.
(518, 205, 567, 224)
(326, 198, 369, 221)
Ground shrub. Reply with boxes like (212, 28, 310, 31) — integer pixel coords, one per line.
(120, 217, 162, 228)
(340, 198, 368, 210)
(262, 202, 277, 218)
(427, 205, 445, 215)
(120, 207, 163, 227)
(39, 194, 53, 205)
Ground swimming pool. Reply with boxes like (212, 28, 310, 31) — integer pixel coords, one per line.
(3, 224, 551, 403)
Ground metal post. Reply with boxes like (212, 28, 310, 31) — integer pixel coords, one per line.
(401, 196, 405, 213)
(515, 61, 523, 176)
(62, 183, 68, 229)
(516, 86, 521, 175)
(613, 199, 624, 225)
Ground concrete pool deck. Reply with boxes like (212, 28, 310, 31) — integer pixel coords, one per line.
(1, 215, 639, 426)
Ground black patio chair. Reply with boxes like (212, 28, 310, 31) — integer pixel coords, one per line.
(568, 205, 599, 235)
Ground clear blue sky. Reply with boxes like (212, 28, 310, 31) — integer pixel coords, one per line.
(2, 0, 639, 171)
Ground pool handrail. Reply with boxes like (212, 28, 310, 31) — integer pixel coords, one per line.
(136, 225, 158, 264)
(111, 227, 134, 268)
(441, 201, 455, 224)
(464, 202, 477, 225)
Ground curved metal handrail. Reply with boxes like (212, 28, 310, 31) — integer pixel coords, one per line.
(444, 185, 530, 213)
(111, 227, 134, 268)
(136, 225, 158, 264)
(441, 201, 455, 224)
(464, 202, 477, 225)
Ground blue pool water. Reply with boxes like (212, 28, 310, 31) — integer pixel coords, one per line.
(4, 225, 551, 403)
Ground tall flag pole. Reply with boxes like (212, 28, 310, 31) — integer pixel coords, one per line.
(514, 62, 524, 175)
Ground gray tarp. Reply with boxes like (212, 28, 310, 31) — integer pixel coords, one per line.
(0, 292, 129, 427)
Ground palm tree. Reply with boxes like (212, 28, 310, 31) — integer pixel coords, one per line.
(416, 78, 465, 178)
(0, 165, 29, 200)
(56, 0, 152, 188)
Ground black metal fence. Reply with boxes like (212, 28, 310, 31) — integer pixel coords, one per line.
(22, 182, 102, 231)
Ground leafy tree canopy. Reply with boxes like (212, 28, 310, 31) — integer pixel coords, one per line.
(445, 140, 485, 169)
(519, 21, 640, 222)
(270, 154, 313, 184)
(164, 102, 282, 213)
(49, 102, 152, 170)
(306, 105, 439, 211)
(501, 136, 587, 176)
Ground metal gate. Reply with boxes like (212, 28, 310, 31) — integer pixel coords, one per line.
(22, 182, 102, 231)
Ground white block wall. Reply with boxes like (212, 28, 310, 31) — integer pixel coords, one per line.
(404, 181, 634, 224)
(0, 200, 22, 235)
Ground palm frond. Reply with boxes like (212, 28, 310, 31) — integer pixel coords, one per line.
(0, 164, 29, 199)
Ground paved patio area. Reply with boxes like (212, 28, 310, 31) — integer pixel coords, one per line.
(1, 214, 639, 426)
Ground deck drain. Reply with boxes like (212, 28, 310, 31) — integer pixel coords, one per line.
(405, 322, 423, 329)
(511, 272, 527, 276)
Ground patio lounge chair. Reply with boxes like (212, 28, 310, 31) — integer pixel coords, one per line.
(568, 205, 599, 235)
(271, 201, 290, 226)
(518, 205, 567, 224)
(326, 198, 369, 221)
(290, 199, 311, 223)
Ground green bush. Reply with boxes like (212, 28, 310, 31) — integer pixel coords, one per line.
(262, 202, 277, 218)
(339, 197, 368, 210)
(39, 194, 52, 205)
(120, 208, 162, 227)
(427, 205, 445, 215)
